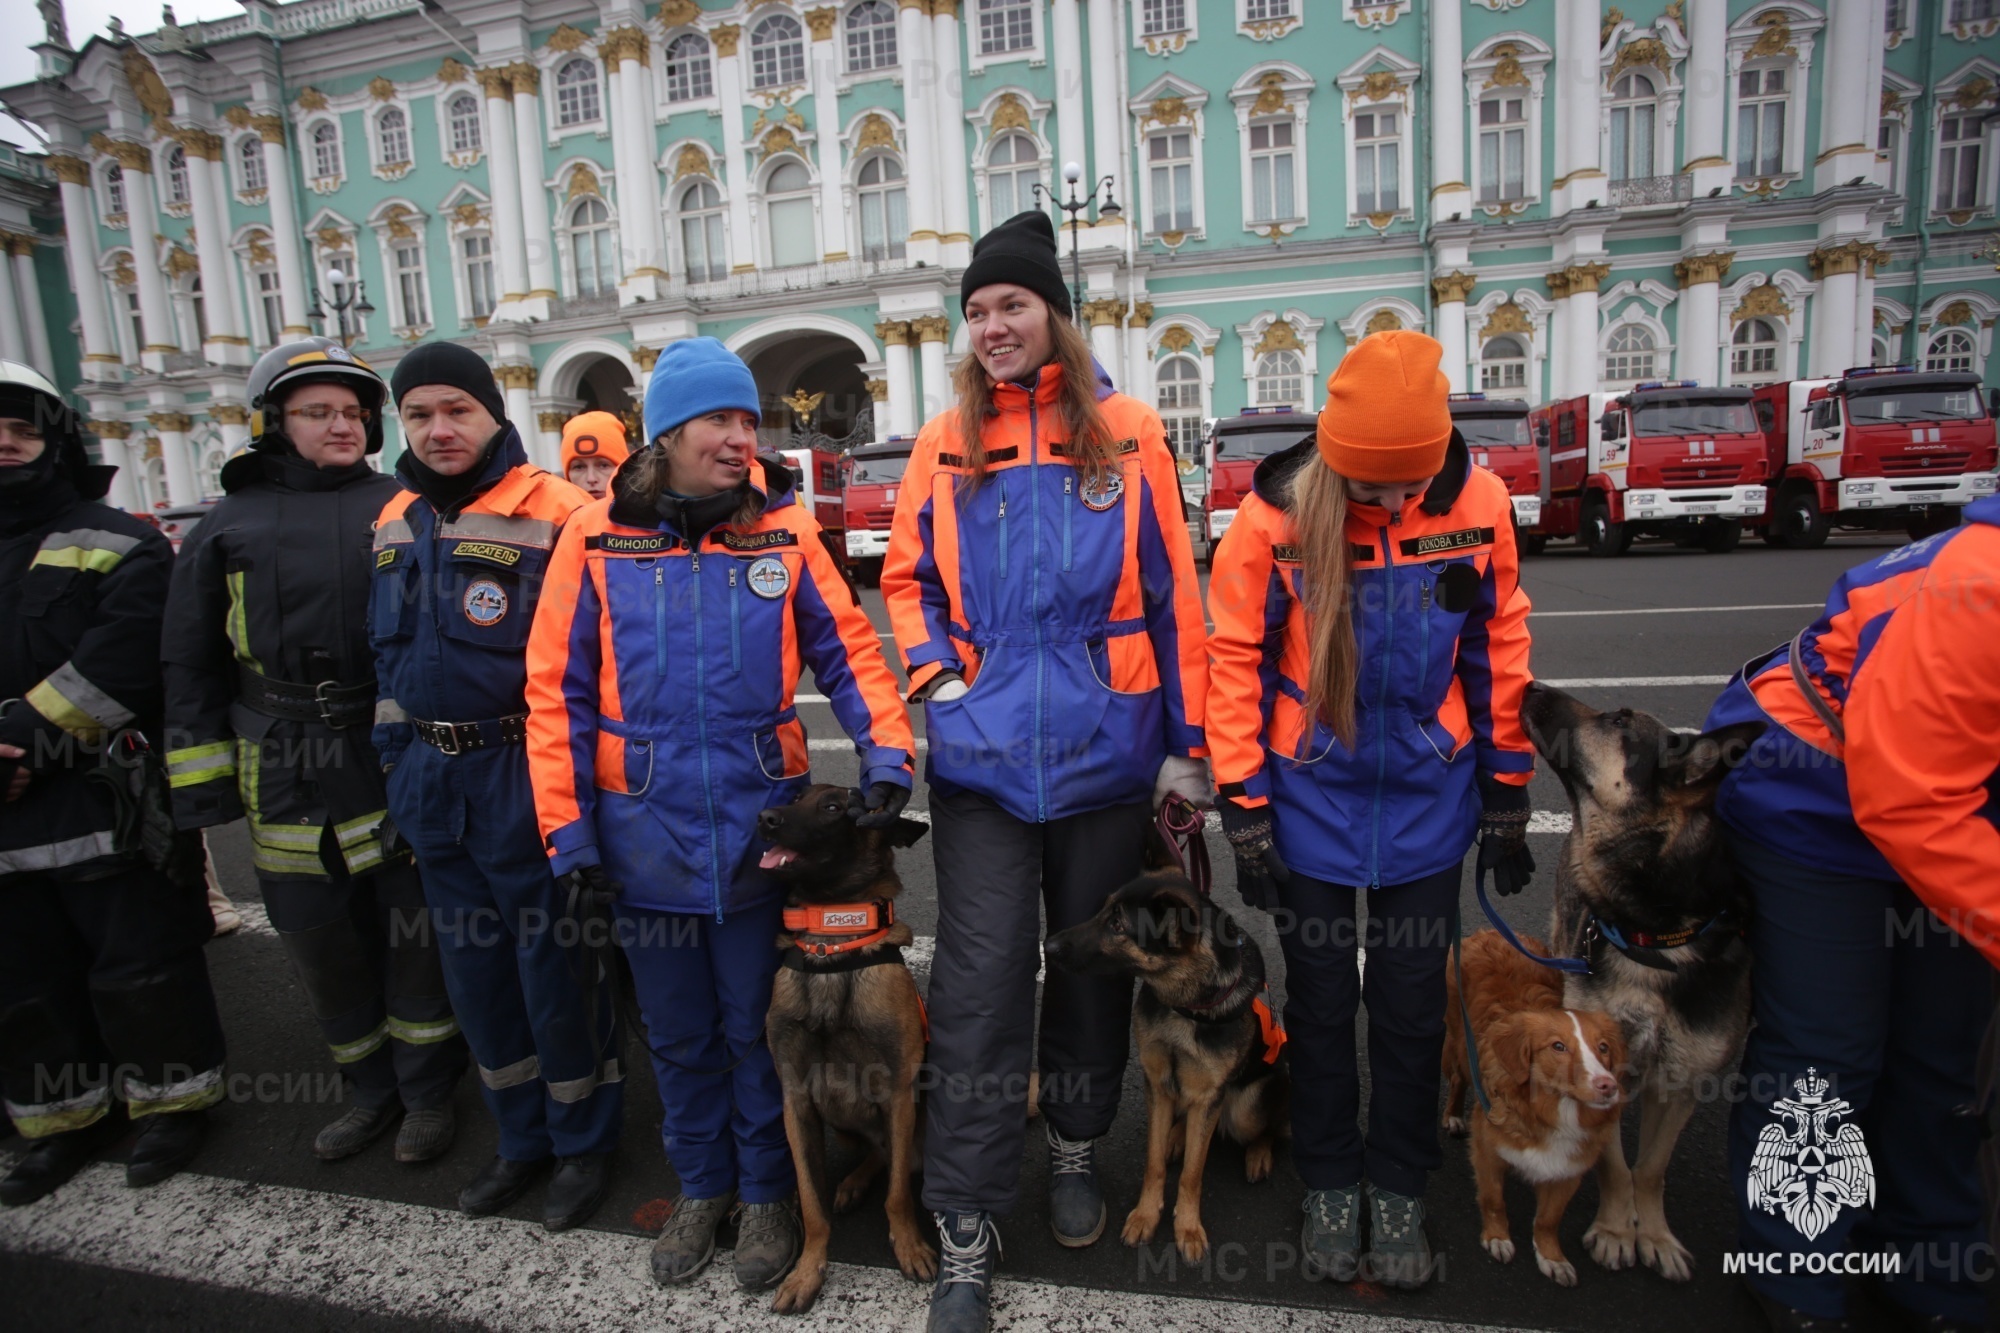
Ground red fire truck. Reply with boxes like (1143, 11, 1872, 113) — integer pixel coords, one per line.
(779, 445, 849, 572)
(1201, 407, 1316, 564)
(1528, 381, 1769, 557)
(839, 438, 915, 586)
(1749, 366, 1998, 548)
(1449, 394, 1543, 551)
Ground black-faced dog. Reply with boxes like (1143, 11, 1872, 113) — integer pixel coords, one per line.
(1520, 681, 1763, 1282)
(756, 784, 932, 1314)
(1045, 871, 1290, 1263)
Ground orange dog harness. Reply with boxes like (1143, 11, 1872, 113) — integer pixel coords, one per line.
(782, 899, 896, 957)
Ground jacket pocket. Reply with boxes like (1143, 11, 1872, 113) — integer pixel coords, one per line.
(753, 716, 810, 781)
(368, 550, 415, 643)
(593, 732, 654, 797)
(17, 565, 81, 618)
(437, 555, 533, 652)
(1085, 633, 1162, 697)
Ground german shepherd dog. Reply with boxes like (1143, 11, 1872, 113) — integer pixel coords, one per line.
(1520, 681, 1763, 1281)
(1045, 871, 1290, 1263)
(755, 784, 934, 1314)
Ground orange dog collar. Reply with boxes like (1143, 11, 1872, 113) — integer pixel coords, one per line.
(784, 900, 896, 957)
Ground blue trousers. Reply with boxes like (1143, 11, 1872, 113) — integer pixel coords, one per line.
(1276, 864, 1460, 1197)
(389, 744, 623, 1161)
(621, 897, 795, 1204)
(1730, 834, 1989, 1323)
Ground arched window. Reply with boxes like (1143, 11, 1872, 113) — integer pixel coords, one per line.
(846, 0, 898, 72)
(1731, 317, 1780, 383)
(165, 145, 190, 206)
(1608, 72, 1656, 181)
(104, 165, 125, 217)
(568, 197, 617, 296)
(447, 94, 482, 155)
(857, 155, 908, 261)
(750, 15, 806, 91)
(1254, 349, 1305, 409)
(1155, 354, 1203, 458)
(1480, 335, 1528, 391)
(238, 136, 266, 192)
(1871, 333, 1894, 367)
(679, 179, 728, 283)
(1478, 93, 1527, 202)
(664, 34, 714, 102)
(199, 447, 226, 499)
(986, 132, 1040, 223)
(1925, 328, 1977, 374)
(310, 122, 341, 181)
(1603, 325, 1657, 382)
(377, 107, 410, 165)
(764, 160, 817, 268)
(555, 58, 602, 127)
(1736, 65, 1787, 178)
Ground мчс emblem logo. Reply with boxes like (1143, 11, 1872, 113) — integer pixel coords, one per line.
(462, 578, 509, 626)
(746, 556, 791, 599)
(1081, 471, 1125, 511)
(1746, 1068, 1875, 1242)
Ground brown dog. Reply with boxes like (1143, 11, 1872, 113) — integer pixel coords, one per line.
(756, 784, 934, 1314)
(1444, 929, 1628, 1286)
(1045, 871, 1290, 1262)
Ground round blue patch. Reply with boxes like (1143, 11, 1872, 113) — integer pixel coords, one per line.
(746, 556, 791, 599)
(462, 578, 509, 626)
(1081, 471, 1125, 511)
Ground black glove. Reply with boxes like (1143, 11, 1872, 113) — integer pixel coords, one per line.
(565, 864, 620, 916)
(850, 781, 910, 828)
(1219, 800, 1290, 912)
(1476, 774, 1536, 896)
(379, 812, 410, 861)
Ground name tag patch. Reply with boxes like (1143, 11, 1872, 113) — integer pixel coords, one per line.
(591, 532, 674, 555)
(376, 549, 400, 570)
(820, 909, 872, 929)
(1399, 527, 1495, 558)
(1272, 543, 1302, 563)
(453, 540, 523, 567)
(717, 529, 795, 552)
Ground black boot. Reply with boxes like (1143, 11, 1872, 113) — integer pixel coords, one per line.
(458, 1155, 549, 1217)
(543, 1154, 609, 1232)
(1, 1112, 122, 1206)
(126, 1110, 206, 1188)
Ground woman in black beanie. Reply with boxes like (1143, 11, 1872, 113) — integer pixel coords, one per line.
(881, 210, 1212, 1333)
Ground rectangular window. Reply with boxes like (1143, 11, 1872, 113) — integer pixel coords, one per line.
(978, 0, 1035, 54)
(1885, 0, 1907, 28)
(256, 269, 284, 346)
(1937, 114, 1985, 212)
(1949, 0, 1997, 20)
(1878, 117, 1900, 183)
(1244, 0, 1293, 18)
(683, 212, 727, 283)
(768, 196, 817, 268)
(1249, 119, 1297, 223)
(1477, 97, 1526, 202)
(1142, 0, 1187, 35)
(860, 186, 909, 262)
(1353, 111, 1400, 214)
(1148, 131, 1194, 233)
(1609, 101, 1655, 181)
(461, 234, 495, 319)
(394, 244, 428, 327)
(1735, 68, 1787, 178)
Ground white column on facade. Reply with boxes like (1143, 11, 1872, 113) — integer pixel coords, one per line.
(496, 363, 542, 464)
(212, 402, 252, 456)
(915, 315, 950, 422)
(1673, 251, 1732, 384)
(1683, 0, 1732, 193)
(1049, 0, 1086, 183)
(606, 28, 667, 298)
(478, 70, 532, 308)
(1430, 0, 1470, 222)
(1555, 0, 1605, 212)
(1083, 300, 1122, 376)
(1544, 272, 1572, 400)
(804, 9, 850, 261)
(896, 1, 942, 265)
(48, 154, 120, 379)
(10, 237, 54, 373)
(877, 320, 918, 435)
(1815, 0, 1876, 191)
(182, 132, 250, 365)
(1084, 0, 1121, 215)
(1853, 246, 1881, 365)
(1565, 264, 1608, 396)
(1123, 301, 1154, 407)
(932, 0, 972, 260)
(1432, 273, 1476, 393)
(868, 376, 891, 442)
(105, 142, 176, 373)
(711, 26, 757, 269)
(254, 115, 313, 334)
(510, 64, 559, 304)
(91, 421, 138, 511)
(1861, 0, 1889, 188)
(150, 411, 198, 506)
(1810, 244, 1860, 377)
(0, 247, 27, 362)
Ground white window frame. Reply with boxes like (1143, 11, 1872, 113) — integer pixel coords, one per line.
(853, 151, 910, 261)
(1144, 128, 1199, 237)
(844, 0, 899, 75)
(674, 174, 731, 285)
(1238, 0, 1303, 43)
(368, 202, 433, 337)
(550, 56, 607, 134)
(749, 14, 809, 93)
(102, 250, 141, 363)
(1130, 80, 1209, 244)
(230, 227, 284, 349)
(1132, 0, 1195, 56)
(657, 30, 719, 112)
(1943, 0, 2000, 39)
(1466, 290, 1552, 401)
(1723, 6, 1821, 193)
(1343, 0, 1410, 35)
(1929, 70, 1998, 220)
(758, 155, 821, 269)
(1232, 63, 1316, 234)
(1719, 270, 1812, 385)
(1885, 0, 1913, 47)
(459, 231, 497, 324)
(305, 216, 366, 345)
(371, 103, 414, 181)
(967, 0, 1044, 73)
(561, 194, 620, 298)
(440, 190, 496, 328)
(97, 161, 126, 228)
(1233, 308, 1325, 412)
(1154, 353, 1207, 458)
(438, 90, 484, 168)
(1601, 320, 1664, 387)
(980, 128, 1046, 231)
(233, 133, 268, 198)
(161, 143, 192, 214)
(1923, 326, 1978, 372)
(1606, 70, 1663, 183)
(304, 118, 345, 192)
(1730, 318, 1783, 383)
(1877, 74, 1920, 201)
(1478, 335, 1531, 395)
(1463, 36, 1550, 215)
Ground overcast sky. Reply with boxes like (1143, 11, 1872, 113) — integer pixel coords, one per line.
(1, 1, 247, 147)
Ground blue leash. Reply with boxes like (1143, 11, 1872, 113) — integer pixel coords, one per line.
(1474, 864, 1592, 975)
(1455, 863, 1591, 1119)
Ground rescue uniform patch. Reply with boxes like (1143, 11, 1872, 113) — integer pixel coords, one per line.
(1081, 472, 1125, 511)
(717, 529, 796, 552)
(452, 540, 523, 567)
(746, 556, 791, 599)
(590, 532, 675, 555)
(462, 578, 509, 625)
(1399, 527, 1495, 558)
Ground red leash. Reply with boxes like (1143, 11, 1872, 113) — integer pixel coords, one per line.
(1155, 794, 1212, 898)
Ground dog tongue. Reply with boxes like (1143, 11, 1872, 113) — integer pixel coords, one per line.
(760, 847, 795, 870)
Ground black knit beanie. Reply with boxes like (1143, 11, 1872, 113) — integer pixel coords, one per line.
(961, 210, 1071, 318)
(390, 341, 508, 423)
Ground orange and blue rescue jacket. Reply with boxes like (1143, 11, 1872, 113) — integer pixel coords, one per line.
(526, 457, 914, 917)
(1708, 494, 2000, 960)
(1206, 437, 1535, 887)
(370, 426, 588, 766)
(882, 364, 1207, 823)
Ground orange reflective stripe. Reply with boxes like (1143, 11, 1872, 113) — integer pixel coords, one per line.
(884, 421, 961, 692)
(1205, 496, 1288, 791)
(524, 513, 593, 852)
(793, 513, 916, 763)
(1136, 412, 1210, 744)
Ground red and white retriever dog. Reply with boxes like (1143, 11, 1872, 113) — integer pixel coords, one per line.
(1443, 929, 1628, 1286)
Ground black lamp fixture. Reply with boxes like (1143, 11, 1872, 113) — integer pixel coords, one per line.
(1034, 161, 1120, 326)
(307, 264, 375, 349)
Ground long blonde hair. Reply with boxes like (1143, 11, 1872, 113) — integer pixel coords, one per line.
(952, 309, 1116, 494)
(1288, 459, 1359, 750)
(615, 424, 762, 527)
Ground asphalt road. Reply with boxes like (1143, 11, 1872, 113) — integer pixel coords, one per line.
(0, 528, 1930, 1332)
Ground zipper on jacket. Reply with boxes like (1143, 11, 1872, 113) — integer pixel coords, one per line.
(1029, 401, 1047, 821)
(996, 477, 1010, 579)
(689, 548, 724, 921)
(1062, 473, 1075, 571)
(728, 563, 742, 672)
(1370, 528, 1395, 889)
(653, 565, 667, 674)
(1418, 579, 1431, 701)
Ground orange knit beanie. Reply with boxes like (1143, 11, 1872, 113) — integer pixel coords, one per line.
(560, 410, 630, 473)
(1315, 330, 1453, 483)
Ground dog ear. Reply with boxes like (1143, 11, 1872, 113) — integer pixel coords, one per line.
(1669, 720, 1767, 791)
(886, 816, 930, 848)
(1485, 1015, 1537, 1090)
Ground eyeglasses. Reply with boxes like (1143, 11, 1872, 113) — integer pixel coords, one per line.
(287, 405, 373, 424)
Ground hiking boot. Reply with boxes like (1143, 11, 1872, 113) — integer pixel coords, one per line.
(734, 1196, 803, 1290)
(126, 1109, 206, 1188)
(543, 1153, 610, 1232)
(1045, 1125, 1106, 1247)
(928, 1209, 1001, 1333)
(651, 1192, 736, 1286)
(1363, 1182, 1436, 1290)
(313, 1101, 400, 1161)
(457, 1154, 548, 1217)
(0, 1111, 123, 1207)
(1300, 1185, 1363, 1282)
(393, 1106, 455, 1163)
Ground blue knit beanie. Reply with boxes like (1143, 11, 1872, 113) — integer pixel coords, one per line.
(643, 337, 761, 443)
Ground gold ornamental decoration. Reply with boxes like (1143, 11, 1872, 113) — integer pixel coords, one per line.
(1253, 320, 1303, 356)
(477, 67, 513, 99)
(438, 57, 469, 84)
(494, 364, 538, 390)
(760, 126, 799, 159)
(147, 411, 194, 435)
(1562, 261, 1612, 294)
(1253, 72, 1290, 115)
(566, 165, 601, 199)
(369, 76, 397, 102)
(451, 202, 488, 227)
(246, 231, 273, 265)
(251, 113, 286, 144)
(1128, 301, 1156, 329)
(546, 23, 591, 52)
(297, 87, 329, 112)
(1673, 250, 1735, 286)
(990, 93, 1031, 136)
(316, 225, 350, 251)
(1732, 282, 1792, 325)
(673, 144, 714, 180)
(1937, 300, 1975, 327)
(123, 47, 175, 121)
(89, 419, 132, 439)
(865, 378, 888, 403)
(209, 403, 250, 426)
(224, 105, 254, 128)
(805, 8, 839, 41)
(1950, 77, 1995, 111)
(784, 388, 826, 422)
(1479, 302, 1532, 340)
(1485, 44, 1530, 90)
(111, 258, 137, 287)
(1881, 89, 1903, 117)
(383, 204, 417, 239)
(1431, 271, 1478, 305)
(1601, 7, 1624, 44)
(658, 0, 700, 26)
(711, 24, 743, 57)
(1364, 309, 1404, 335)
(91, 135, 154, 173)
(601, 27, 650, 65)
(504, 62, 540, 96)
(1610, 38, 1670, 82)
(911, 315, 951, 344)
(856, 113, 897, 151)
(165, 245, 199, 276)
(1748, 13, 1795, 59)
(633, 346, 661, 370)
(874, 319, 912, 347)
(48, 154, 90, 185)
(1159, 326, 1195, 353)
(1146, 96, 1190, 127)
(1348, 70, 1403, 108)
(173, 127, 223, 160)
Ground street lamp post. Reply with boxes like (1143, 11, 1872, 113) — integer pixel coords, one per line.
(1033, 161, 1121, 325)
(306, 266, 375, 348)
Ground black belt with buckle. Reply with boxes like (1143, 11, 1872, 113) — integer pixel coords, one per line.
(412, 714, 530, 755)
(238, 665, 376, 728)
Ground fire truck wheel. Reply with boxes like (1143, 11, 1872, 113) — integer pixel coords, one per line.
(1776, 482, 1830, 550)
(1582, 497, 1632, 558)
(1699, 518, 1743, 554)
(1519, 533, 1548, 557)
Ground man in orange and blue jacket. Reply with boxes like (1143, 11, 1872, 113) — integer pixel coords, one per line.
(1706, 495, 2000, 1332)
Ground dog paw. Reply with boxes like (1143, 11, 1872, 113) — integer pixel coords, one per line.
(1482, 1236, 1515, 1264)
(770, 1263, 826, 1315)
(1584, 1218, 1636, 1270)
(893, 1234, 938, 1281)
(1443, 1116, 1468, 1138)
(1121, 1206, 1162, 1247)
(1244, 1142, 1274, 1183)
(1638, 1228, 1693, 1282)
(1535, 1251, 1579, 1287)
(1174, 1219, 1209, 1264)
(833, 1181, 870, 1213)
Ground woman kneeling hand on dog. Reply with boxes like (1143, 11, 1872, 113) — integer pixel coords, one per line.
(524, 338, 917, 1295)
(1206, 330, 1538, 1290)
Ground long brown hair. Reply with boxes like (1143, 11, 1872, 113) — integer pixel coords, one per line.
(1289, 458, 1359, 750)
(615, 424, 763, 527)
(952, 308, 1117, 493)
